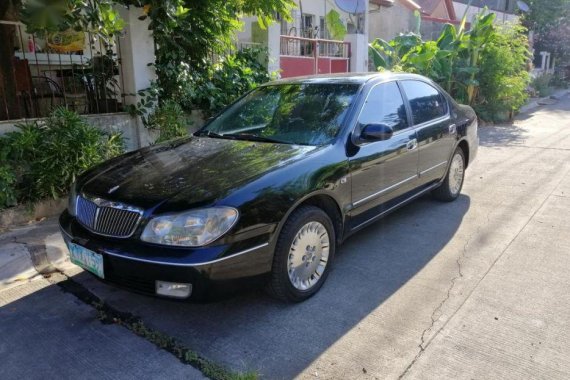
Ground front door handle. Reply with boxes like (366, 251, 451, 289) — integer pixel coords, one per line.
(406, 139, 418, 151)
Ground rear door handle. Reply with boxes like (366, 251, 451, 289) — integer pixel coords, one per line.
(449, 124, 457, 134)
(406, 139, 418, 151)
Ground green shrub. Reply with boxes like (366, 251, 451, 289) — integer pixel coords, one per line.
(369, 11, 531, 122)
(0, 141, 17, 209)
(1, 107, 124, 209)
(531, 74, 554, 97)
(177, 47, 274, 116)
(474, 23, 531, 122)
(144, 100, 190, 143)
(129, 47, 274, 122)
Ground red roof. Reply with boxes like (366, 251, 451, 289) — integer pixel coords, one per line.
(414, 0, 457, 20)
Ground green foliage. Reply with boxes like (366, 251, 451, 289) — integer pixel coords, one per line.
(369, 9, 530, 122)
(20, 0, 293, 106)
(0, 142, 17, 209)
(0, 164, 17, 209)
(474, 23, 531, 122)
(145, 100, 190, 143)
(523, 0, 570, 61)
(531, 74, 554, 97)
(129, 47, 273, 120)
(370, 10, 496, 105)
(0, 108, 124, 209)
(125, 0, 293, 102)
(325, 10, 347, 41)
(522, 0, 570, 33)
(20, 0, 124, 44)
(175, 47, 274, 116)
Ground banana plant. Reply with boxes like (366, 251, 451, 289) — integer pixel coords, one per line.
(368, 33, 423, 70)
(462, 11, 496, 103)
(369, 6, 496, 106)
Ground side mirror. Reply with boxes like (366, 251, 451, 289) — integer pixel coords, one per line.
(360, 123, 393, 142)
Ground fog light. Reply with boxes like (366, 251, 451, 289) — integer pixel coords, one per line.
(155, 281, 192, 298)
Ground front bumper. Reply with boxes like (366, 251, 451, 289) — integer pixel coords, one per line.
(59, 211, 273, 300)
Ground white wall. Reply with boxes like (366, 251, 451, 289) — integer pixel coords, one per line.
(116, 6, 156, 148)
(117, 7, 156, 107)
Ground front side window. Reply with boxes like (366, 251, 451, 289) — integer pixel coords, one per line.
(200, 83, 359, 146)
(358, 81, 408, 132)
(401, 80, 447, 125)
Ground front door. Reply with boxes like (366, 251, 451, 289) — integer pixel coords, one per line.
(400, 80, 455, 184)
(348, 81, 419, 228)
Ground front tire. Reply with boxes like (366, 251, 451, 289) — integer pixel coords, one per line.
(266, 205, 335, 302)
(432, 147, 466, 202)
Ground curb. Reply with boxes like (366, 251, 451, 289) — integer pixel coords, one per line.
(0, 219, 77, 291)
(0, 198, 66, 229)
(520, 89, 570, 113)
(0, 243, 42, 290)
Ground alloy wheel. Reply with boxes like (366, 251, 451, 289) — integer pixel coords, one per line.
(449, 152, 465, 195)
(287, 221, 330, 291)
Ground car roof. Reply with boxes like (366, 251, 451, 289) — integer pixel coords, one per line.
(266, 72, 429, 86)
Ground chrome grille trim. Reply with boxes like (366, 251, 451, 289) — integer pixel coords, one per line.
(75, 194, 143, 238)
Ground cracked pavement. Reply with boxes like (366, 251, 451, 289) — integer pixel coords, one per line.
(1, 95, 570, 379)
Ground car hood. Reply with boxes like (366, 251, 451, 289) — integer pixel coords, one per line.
(80, 136, 317, 210)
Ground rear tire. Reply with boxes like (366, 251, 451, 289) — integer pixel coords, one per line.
(266, 205, 335, 302)
(432, 147, 466, 202)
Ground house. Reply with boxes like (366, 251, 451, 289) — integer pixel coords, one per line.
(0, 7, 155, 149)
(368, 0, 421, 42)
(418, 0, 457, 19)
(415, 0, 459, 40)
(453, 0, 518, 24)
(368, 0, 459, 44)
(237, 0, 370, 78)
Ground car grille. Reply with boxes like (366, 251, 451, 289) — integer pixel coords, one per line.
(76, 195, 143, 238)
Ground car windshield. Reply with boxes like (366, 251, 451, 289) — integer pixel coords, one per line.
(198, 83, 360, 146)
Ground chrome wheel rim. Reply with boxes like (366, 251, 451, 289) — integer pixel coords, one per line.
(287, 221, 330, 291)
(449, 153, 464, 195)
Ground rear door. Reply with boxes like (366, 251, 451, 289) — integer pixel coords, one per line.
(400, 80, 455, 184)
(348, 81, 418, 226)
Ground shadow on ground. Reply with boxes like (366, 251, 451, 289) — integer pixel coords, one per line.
(21, 194, 470, 379)
(479, 123, 529, 148)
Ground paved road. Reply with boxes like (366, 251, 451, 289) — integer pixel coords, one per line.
(1, 95, 570, 379)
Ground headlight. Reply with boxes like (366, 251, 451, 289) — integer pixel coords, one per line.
(140, 207, 239, 247)
(68, 182, 78, 216)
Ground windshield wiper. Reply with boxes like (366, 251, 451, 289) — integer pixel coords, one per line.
(195, 130, 236, 140)
(222, 133, 289, 144)
(197, 131, 302, 145)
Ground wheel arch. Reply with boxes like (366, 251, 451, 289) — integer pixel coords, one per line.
(275, 191, 346, 247)
(457, 139, 470, 168)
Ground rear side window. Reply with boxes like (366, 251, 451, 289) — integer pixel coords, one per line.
(401, 80, 447, 125)
(358, 81, 408, 132)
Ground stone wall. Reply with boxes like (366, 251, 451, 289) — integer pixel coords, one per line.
(0, 113, 142, 151)
(0, 110, 206, 152)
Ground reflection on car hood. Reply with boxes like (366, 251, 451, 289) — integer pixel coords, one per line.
(80, 136, 316, 210)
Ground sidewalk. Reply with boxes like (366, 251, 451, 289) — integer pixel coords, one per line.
(0, 218, 78, 291)
(519, 88, 570, 113)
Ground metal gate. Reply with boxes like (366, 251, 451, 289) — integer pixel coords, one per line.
(279, 36, 350, 78)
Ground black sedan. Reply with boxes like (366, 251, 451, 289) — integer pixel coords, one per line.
(60, 73, 478, 302)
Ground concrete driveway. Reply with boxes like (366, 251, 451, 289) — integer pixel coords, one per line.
(1, 95, 570, 379)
